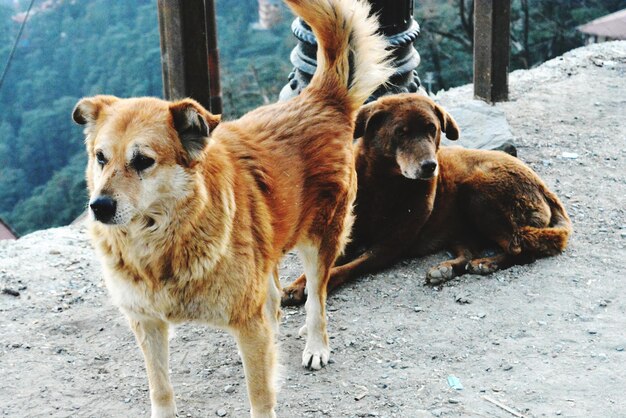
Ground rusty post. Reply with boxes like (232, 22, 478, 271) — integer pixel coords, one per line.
(473, 0, 510, 102)
(157, 0, 216, 112)
(204, 0, 223, 114)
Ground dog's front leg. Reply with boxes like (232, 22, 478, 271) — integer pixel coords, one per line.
(129, 318, 176, 418)
(329, 244, 406, 288)
(233, 316, 277, 418)
(282, 244, 405, 307)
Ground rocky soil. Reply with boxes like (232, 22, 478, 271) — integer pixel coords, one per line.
(1, 41, 625, 418)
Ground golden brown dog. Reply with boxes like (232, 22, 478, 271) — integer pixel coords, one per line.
(72, 1, 393, 416)
(282, 93, 572, 305)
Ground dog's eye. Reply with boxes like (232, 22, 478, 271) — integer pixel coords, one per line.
(394, 126, 407, 136)
(426, 123, 437, 134)
(131, 154, 155, 172)
(96, 151, 107, 166)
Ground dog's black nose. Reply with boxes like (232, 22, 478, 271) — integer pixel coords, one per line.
(421, 160, 438, 175)
(90, 196, 117, 224)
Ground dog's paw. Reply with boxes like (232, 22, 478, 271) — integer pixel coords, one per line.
(281, 284, 307, 307)
(251, 409, 277, 418)
(301, 342, 330, 370)
(426, 263, 456, 285)
(151, 404, 177, 418)
(466, 259, 498, 275)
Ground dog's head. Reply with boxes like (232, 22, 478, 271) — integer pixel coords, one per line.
(73, 95, 220, 227)
(354, 93, 459, 180)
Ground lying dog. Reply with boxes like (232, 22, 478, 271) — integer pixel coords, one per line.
(72, 1, 392, 416)
(282, 93, 572, 305)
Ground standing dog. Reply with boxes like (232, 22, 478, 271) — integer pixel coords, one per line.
(282, 93, 572, 305)
(72, 1, 392, 416)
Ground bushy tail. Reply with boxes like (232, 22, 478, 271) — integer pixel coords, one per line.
(519, 189, 572, 256)
(284, 0, 394, 111)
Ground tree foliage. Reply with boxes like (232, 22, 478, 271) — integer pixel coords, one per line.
(0, 0, 161, 235)
(414, 0, 624, 92)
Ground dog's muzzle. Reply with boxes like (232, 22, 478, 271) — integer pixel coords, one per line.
(419, 160, 438, 178)
(89, 195, 117, 224)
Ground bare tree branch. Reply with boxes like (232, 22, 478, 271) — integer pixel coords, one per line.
(430, 28, 473, 50)
(459, 0, 474, 47)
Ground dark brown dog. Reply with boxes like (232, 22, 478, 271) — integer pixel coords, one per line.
(282, 93, 572, 305)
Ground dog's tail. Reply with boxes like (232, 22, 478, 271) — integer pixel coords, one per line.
(518, 189, 572, 256)
(284, 0, 394, 111)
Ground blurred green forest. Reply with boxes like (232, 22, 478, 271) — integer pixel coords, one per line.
(0, 0, 622, 235)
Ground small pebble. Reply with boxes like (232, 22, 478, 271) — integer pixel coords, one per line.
(448, 398, 460, 404)
(455, 295, 471, 304)
(2, 288, 20, 297)
(216, 408, 227, 417)
(354, 391, 367, 401)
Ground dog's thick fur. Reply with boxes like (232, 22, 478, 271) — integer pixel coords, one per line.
(72, 1, 393, 417)
(282, 93, 572, 305)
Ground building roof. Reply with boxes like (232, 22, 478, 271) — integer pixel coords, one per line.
(0, 218, 17, 240)
(578, 9, 626, 40)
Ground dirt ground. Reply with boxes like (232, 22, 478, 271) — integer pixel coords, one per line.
(1, 41, 625, 418)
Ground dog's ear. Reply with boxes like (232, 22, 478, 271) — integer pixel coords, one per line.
(434, 104, 460, 140)
(354, 103, 389, 139)
(72, 95, 119, 126)
(354, 104, 373, 138)
(169, 99, 220, 161)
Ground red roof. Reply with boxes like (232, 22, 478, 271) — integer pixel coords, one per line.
(0, 218, 17, 240)
(578, 9, 626, 40)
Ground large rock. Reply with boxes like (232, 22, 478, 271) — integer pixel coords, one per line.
(439, 99, 517, 156)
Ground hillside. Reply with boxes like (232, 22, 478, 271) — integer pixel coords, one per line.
(1, 41, 624, 417)
(0, 0, 293, 235)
